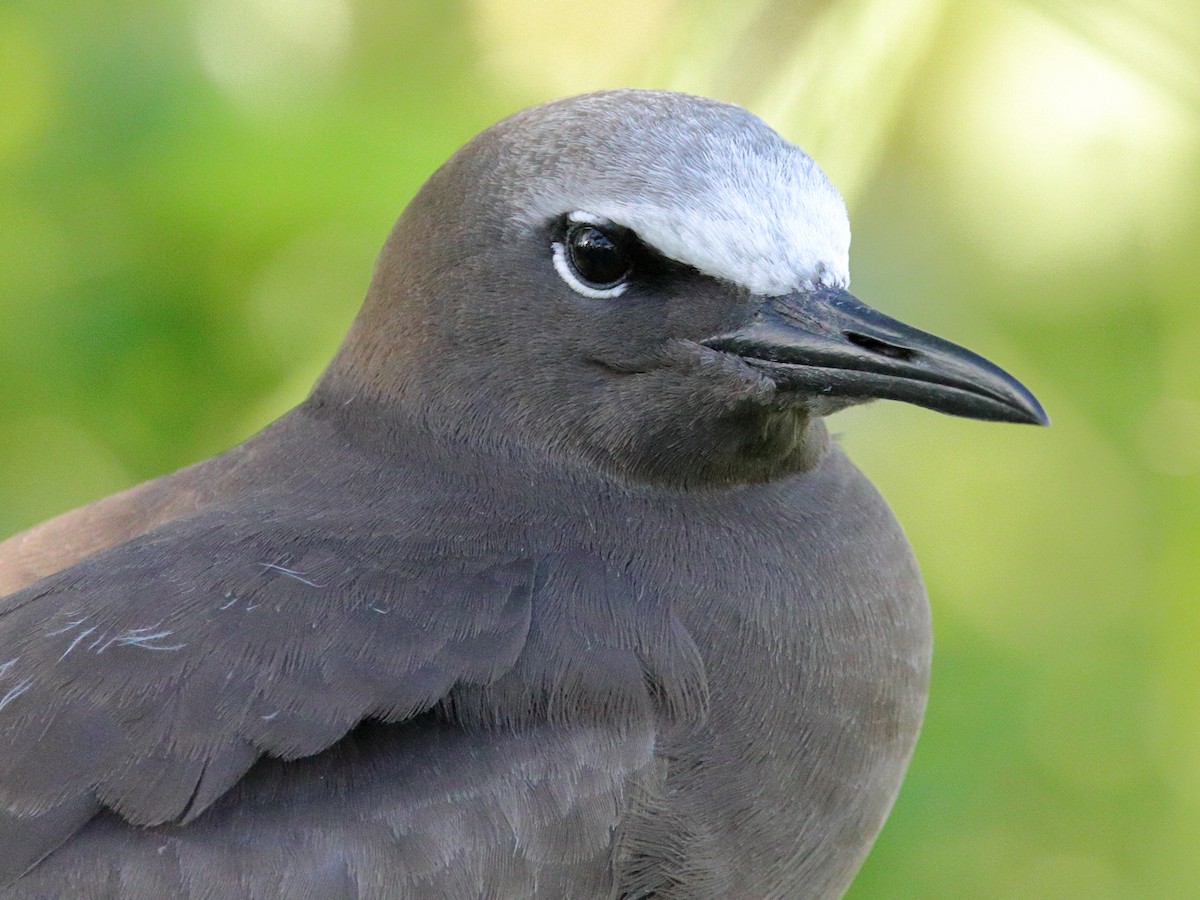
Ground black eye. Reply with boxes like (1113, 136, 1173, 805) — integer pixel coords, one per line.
(566, 223, 631, 289)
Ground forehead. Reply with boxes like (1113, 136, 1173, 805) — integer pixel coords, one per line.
(493, 91, 851, 295)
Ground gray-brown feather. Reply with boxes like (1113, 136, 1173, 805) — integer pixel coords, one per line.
(0, 408, 714, 894)
(5, 720, 659, 899)
(0, 408, 925, 898)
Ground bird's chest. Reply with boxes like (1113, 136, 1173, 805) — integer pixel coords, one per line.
(606, 465, 932, 898)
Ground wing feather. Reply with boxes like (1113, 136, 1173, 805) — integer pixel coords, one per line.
(0, 510, 535, 883)
(3, 720, 661, 899)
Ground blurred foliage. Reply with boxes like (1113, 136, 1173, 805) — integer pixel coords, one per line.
(1, 0, 1197, 896)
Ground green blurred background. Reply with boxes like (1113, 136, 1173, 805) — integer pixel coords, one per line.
(1, 0, 1197, 895)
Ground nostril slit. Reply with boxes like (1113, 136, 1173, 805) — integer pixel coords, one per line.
(844, 331, 917, 361)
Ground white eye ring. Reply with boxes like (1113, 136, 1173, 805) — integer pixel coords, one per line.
(551, 242, 629, 299)
(550, 211, 630, 300)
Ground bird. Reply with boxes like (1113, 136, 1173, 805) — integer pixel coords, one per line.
(0, 89, 1046, 899)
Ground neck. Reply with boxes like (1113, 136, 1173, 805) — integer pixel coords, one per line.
(306, 372, 834, 492)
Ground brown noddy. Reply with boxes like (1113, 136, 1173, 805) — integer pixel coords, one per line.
(0, 90, 1046, 898)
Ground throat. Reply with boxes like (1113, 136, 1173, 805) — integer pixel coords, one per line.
(734, 407, 817, 464)
(727, 409, 831, 484)
(596, 408, 831, 490)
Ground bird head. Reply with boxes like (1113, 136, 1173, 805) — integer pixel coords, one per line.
(318, 90, 1046, 487)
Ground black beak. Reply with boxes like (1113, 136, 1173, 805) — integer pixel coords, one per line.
(702, 287, 1048, 425)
